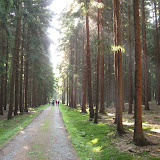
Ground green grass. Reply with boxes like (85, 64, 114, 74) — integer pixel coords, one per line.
(0, 104, 49, 148)
(59, 104, 159, 160)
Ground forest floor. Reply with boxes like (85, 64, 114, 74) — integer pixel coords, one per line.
(0, 105, 79, 160)
(100, 102, 160, 158)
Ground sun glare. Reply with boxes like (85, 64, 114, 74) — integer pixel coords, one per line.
(48, 0, 73, 74)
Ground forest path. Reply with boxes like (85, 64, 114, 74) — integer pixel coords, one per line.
(0, 105, 79, 160)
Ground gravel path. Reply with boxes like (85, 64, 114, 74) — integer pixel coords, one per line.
(0, 105, 79, 160)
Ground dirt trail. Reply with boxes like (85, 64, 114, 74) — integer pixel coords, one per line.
(0, 105, 79, 160)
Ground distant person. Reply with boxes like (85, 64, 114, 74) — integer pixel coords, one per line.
(56, 100, 57, 105)
(58, 101, 59, 105)
(52, 100, 54, 105)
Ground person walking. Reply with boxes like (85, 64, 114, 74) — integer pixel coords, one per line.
(56, 100, 57, 105)
(52, 100, 54, 105)
(58, 101, 59, 106)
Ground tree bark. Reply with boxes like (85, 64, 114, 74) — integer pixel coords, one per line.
(82, 27, 87, 113)
(86, 12, 94, 119)
(67, 71, 69, 106)
(128, 0, 133, 114)
(4, 39, 9, 111)
(113, 0, 124, 134)
(116, 0, 124, 134)
(14, 14, 21, 116)
(100, 0, 104, 114)
(74, 37, 78, 108)
(133, 0, 146, 146)
(141, 0, 149, 110)
(154, 0, 160, 105)
(94, 1, 100, 123)
(113, 0, 118, 124)
(0, 30, 5, 115)
(24, 29, 29, 113)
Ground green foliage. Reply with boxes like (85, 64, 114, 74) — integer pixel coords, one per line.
(59, 104, 155, 160)
(111, 45, 125, 53)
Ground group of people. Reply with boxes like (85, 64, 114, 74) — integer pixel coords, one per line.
(51, 100, 59, 106)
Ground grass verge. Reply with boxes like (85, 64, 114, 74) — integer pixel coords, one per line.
(59, 104, 159, 160)
(0, 104, 49, 148)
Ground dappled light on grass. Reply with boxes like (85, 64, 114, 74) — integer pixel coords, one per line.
(107, 113, 115, 116)
(93, 146, 102, 152)
(97, 123, 107, 127)
(129, 128, 134, 132)
(59, 104, 139, 160)
(91, 138, 99, 144)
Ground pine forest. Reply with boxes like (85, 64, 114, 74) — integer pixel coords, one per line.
(0, 0, 160, 159)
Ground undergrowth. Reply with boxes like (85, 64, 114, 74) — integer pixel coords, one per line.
(59, 104, 159, 160)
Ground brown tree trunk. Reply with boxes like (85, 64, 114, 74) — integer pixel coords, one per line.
(113, 0, 118, 124)
(19, 23, 25, 114)
(116, 0, 124, 134)
(64, 79, 66, 104)
(113, 0, 124, 134)
(99, 0, 104, 114)
(4, 39, 9, 111)
(8, 10, 22, 119)
(128, 0, 133, 114)
(0, 31, 5, 115)
(14, 15, 21, 116)
(86, 12, 94, 119)
(70, 42, 74, 108)
(24, 57, 29, 112)
(82, 28, 87, 113)
(74, 37, 78, 108)
(154, 0, 160, 105)
(133, 0, 146, 146)
(67, 71, 69, 106)
(141, 0, 149, 110)
(24, 30, 29, 113)
(0, 74, 4, 115)
(94, 1, 100, 123)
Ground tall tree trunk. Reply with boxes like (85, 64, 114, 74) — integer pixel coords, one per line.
(113, 0, 118, 124)
(32, 75, 36, 107)
(19, 22, 25, 113)
(70, 42, 74, 108)
(14, 14, 21, 116)
(4, 39, 9, 111)
(86, 12, 94, 119)
(8, 10, 22, 119)
(154, 0, 160, 104)
(94, 1, 100, 123)
(116, 0, 124, 134)
(0, 31, 5, 115)
(24, 30, 29, 113)
(0, 75, 4, 115)
(99, 0, 104, 114)
(19, 49, 24, 113)
(141, 0, 149, 110)
(63, 79, 66, 104)
(67, 71, 69, 106)
(82, 28, 87, 113)
(133, 0, 146, 146)
(74, 37, 78, 108)
(128, 0, 133, 114)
